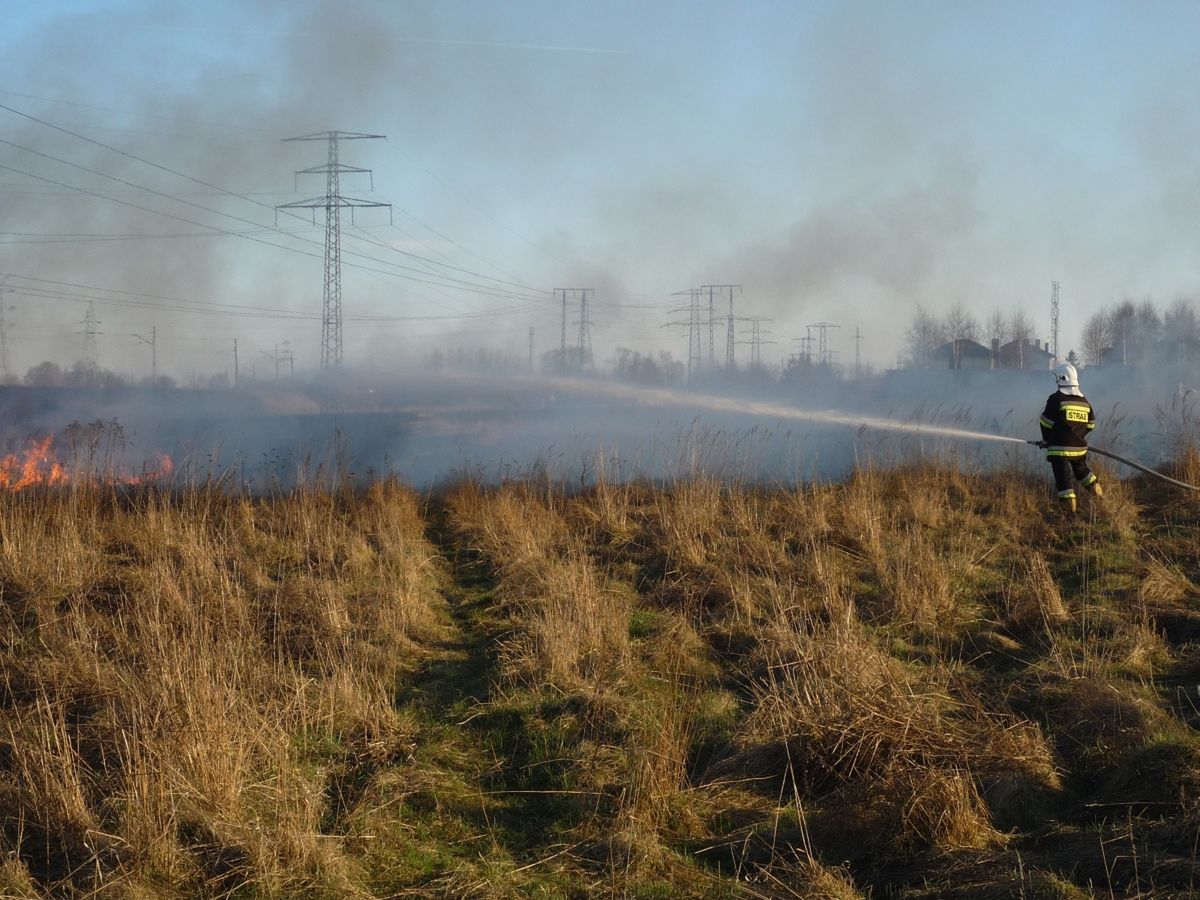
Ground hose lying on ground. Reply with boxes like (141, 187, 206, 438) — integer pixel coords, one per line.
(1027, 440, 1200, 493)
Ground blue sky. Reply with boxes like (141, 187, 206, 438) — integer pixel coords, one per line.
(1, 1, 1198, 377)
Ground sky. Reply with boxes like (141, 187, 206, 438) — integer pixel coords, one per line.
(1, 0, 1198, 380)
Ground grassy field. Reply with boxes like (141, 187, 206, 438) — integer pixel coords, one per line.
(3, 450, 1200, 898)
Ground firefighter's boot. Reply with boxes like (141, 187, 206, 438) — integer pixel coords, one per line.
(1089, 481, 1104, 499)
(1058, 494, 1077, 515)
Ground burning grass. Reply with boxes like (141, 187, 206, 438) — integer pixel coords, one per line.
(3, 453, 1200, 897)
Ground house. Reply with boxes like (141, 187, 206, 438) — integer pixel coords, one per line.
(931, 339, 992, 370)
(996, 337, 1055, 370)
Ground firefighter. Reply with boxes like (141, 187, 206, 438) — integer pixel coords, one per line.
(1038, 362, 1103, 513)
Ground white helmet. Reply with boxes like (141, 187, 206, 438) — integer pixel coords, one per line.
(1054, 362, 1078, 389)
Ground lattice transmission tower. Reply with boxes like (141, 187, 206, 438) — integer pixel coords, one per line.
(699, 284, 741, 369)
(666, 288, 705, 379)
(81, 302, 99, 370)
(808, 322, 840, 367)
(554, 288, 593, 374)
(277, 131, 391, 369)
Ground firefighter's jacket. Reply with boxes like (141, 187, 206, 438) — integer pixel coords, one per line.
(1039, 390, 1095, 457)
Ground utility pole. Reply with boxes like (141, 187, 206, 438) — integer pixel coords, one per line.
(281, 340, 294, 376)
(132, 326, 157, 382)
(277, 130, 390, 369)
(854, 326, 863, 379)
(233, 338, 239, 387)
(528, 326, 535, 373)
(1050, 280, 1061, 363)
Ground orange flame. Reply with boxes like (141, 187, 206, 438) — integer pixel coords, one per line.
(0, 436, 174, 491)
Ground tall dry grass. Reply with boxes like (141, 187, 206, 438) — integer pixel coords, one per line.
(0, 480, 442, 896)
(446, 480, 631, 695)
(734, 614, 1056, 801)
(4, 444, 1197, 896)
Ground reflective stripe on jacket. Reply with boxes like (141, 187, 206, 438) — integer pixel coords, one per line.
(1039, 390, 1095, 456)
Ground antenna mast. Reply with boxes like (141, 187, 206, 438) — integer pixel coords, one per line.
(1050, 280, 1061, 362)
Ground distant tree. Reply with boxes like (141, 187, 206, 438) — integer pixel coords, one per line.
(943, 301, 979, 369)
(64, 361, 126, 389)
(613, 348, 683, 386)
(1163, 298, 1200, 361)
(24, 361, 64, 386)
(985, 310, 1008, 344)
(1135, 298, 1162, 355)
(1009, 308, 1036, 345)
(1009, 308, 1037, 368)
(1104, 299, 1147, 365)
(1080, 312, 1111, 366)
(1065, 349, 1080, 367)
(945, 301, 979, 342)
(904, 305, 946, 368)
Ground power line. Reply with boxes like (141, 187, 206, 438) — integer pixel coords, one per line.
(0, 97, 676, 354)
(384, 138, 570, 271)
(0, 101, 554, 301)
(0, 272, 542, 323)
(0, 138, 549, 306)
(0, 155, 549, 307)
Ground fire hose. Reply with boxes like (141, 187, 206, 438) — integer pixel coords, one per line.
(1026, 440, 1200, 493)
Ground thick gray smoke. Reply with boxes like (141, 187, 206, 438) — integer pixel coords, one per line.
(5, 2, 1200, 375)
(2, 2, 1199, 487)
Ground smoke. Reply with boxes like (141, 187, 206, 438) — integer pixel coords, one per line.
(2, 1, 1200, 489)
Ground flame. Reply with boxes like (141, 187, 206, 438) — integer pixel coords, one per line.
(0, 435, 174, 491)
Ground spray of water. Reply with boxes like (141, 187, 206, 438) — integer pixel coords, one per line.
(526, 376, 1029, 446)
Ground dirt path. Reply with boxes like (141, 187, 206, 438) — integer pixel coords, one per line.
(366, 500, 583, 894)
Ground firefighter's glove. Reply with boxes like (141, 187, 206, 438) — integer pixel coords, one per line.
(1036, 440, 1048, 449)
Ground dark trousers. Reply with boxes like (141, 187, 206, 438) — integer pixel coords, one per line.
(1049, 455, 1095, 497)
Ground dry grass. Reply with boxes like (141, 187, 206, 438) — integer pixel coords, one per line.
(4, 450, 1200, 897)
(747, 616, 1055, 783)
(0, 481, 442, 897)
(1004, 552, 1070, 630)
(446, 481, 631, 694)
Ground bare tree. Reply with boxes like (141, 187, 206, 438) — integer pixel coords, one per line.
(1009, 308, 1037, 369)
(1106, 300, 1136, 366)
(1164, 297, 1199, 361)
(944, 301, 977, 341)
(904, 305, 946, 368)
(985, 310, 1007, 368)
(1133, 298, 1162, 362)
(942, 301, 979, 368)
(986, 310, 1008, 343)
(1080, 312, 1111, 366)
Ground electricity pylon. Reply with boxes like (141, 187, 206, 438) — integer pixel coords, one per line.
(277, 131, 390, 369)
(553, 288, 593, 373)
(666, 288, 704, 380)
(81, 302, 99, 370)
